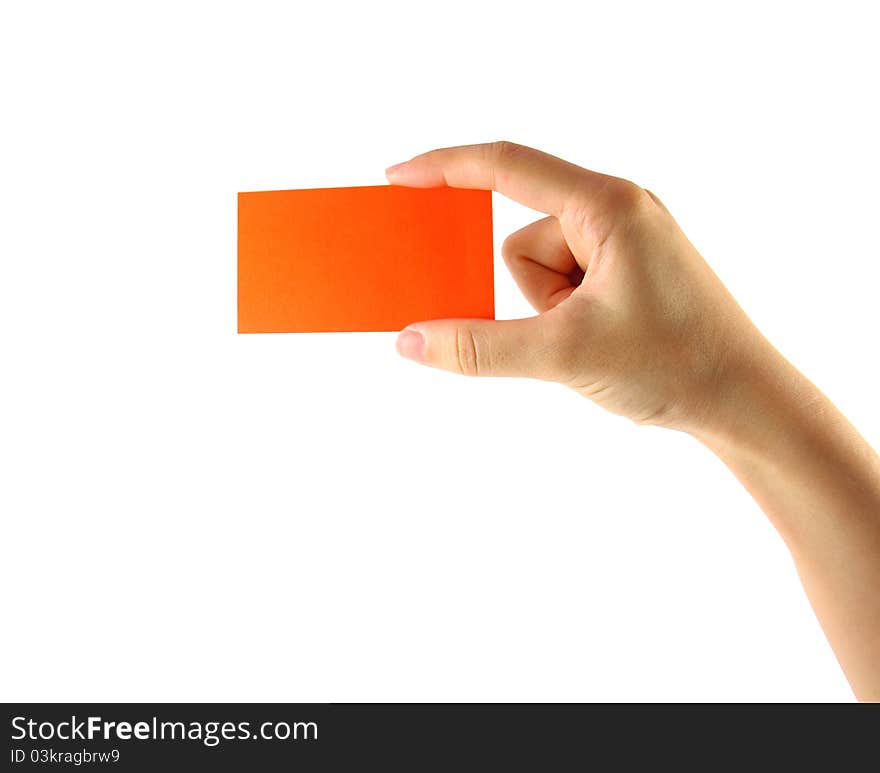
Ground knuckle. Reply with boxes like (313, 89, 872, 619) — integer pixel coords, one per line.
(563, 180, 653, 244)
(484, 141, 526, 191)
(490, 139, 523, 164)
(607, 180, 651, 214)
(454, 327, 481, 377)
(500, 232, 519, 262)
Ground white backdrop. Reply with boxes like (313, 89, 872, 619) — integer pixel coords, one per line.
(2, 1, 878, 701)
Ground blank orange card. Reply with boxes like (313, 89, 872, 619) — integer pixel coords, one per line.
(237, 185, 494, 333)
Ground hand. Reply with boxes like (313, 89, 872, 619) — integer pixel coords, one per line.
(388, 142, 880, 700)
(388, 141, 769, 432)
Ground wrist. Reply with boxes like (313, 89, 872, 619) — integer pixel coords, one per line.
(685, 336, 819, 459)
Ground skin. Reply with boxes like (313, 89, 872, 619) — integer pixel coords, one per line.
(387, 141, 880, 701)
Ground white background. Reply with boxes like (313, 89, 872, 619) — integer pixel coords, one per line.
(1, 1, 878, 701)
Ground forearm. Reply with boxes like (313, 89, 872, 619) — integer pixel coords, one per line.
(692, 339, 880, 700)
(388, 141, 880, 696)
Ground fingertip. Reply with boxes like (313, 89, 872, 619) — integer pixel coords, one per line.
(396, 327, 426, 362)
(385, 161, 409, 181)
(385, 156, 442, 187)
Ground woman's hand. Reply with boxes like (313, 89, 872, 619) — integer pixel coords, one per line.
(388, 142, 880, 701)
(388, 141, 763, 434)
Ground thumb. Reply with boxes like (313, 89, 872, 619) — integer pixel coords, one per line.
(396, 316, 560, 379)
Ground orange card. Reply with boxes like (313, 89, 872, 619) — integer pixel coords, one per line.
(237, 185, 494, 333)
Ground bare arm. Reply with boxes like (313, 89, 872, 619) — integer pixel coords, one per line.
(388, 141, 880, 698)
(693, 337, 880, 700)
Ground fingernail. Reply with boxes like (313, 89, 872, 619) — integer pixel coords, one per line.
(396, 328, 425, 362)
(385, 161, 407, 178)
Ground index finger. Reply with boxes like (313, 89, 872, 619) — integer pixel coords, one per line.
(384, 141, 615, 217)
